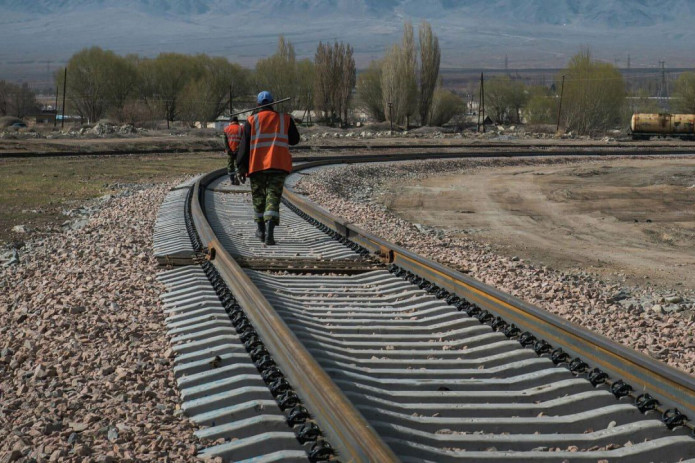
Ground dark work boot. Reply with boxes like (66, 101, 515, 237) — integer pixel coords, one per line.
(265, 221, 276, 246)
(255, 221, 265, 242)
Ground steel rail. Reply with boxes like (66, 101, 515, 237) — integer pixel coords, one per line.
(5, 142, 695, 158)
(188, 149, 695, 460)
(281, 155, 695, 420)
(189, 170, 400, 462)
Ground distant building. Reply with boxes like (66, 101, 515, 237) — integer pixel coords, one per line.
(194, 121, 221, 129)
(31, 110, 57, 124)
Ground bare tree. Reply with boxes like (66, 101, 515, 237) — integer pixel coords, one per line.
(0, 81, 39, 118)
(313, 41, 355, 126)
(108, 56, 138, 113)
(296, 59, 315, 122)
(338, 43, 356, 125)
(0, 82, 8, 116)
(11, 83, 39, 118)
(179, 55, 250, 126)
(255, 36, 299, 112)
(0, 81, 9, 115)
(137, 53, 201, 128)
(484, 76, 528, 123)
(314, 42, 335, 121)
(401, 22, 417, 127)
(381, 45, 400, 125)
(381, 22, 418, 127)
(356, 60, 385, 121)
(418, 21, 440, 125)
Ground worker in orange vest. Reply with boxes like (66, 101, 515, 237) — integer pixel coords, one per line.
(234, 91, 300, 245)
(224, 116, 244, 185)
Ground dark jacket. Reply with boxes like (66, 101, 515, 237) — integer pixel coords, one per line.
(235, 107, 300, 175)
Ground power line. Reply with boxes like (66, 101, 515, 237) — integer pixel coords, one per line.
(658, 60, 669, 98)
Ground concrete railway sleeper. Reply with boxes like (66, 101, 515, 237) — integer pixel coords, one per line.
(153, 153, 695, 462)
(155, 197, 341, 460)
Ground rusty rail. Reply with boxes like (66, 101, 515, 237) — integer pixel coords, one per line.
(190, 170, 400, 462)
(282, 156, 695, 422)
(188, 149, 695, 459)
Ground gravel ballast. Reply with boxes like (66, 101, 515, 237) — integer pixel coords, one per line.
(297, 156, 695, 375)
(2, 157, 693, 462)
(0, 183, 199, 462)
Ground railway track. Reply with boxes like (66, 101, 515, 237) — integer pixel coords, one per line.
(153, 152, 695, 462)
(5, 141, 695, 158)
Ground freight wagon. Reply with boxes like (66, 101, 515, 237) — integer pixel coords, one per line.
(630, 113, 695, 140)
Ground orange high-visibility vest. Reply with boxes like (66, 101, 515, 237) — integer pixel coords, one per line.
(247, 111, 292, 174)
(224, 122, 243, 152)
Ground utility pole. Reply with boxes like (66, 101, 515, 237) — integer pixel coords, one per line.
(481, 73, 485, 133)
(556, 75, 566, 134)
(478, 72, 485, 133)
(61, 67, 67, 129)
(387, 102, 393, 133)
(659, 60, 667, 98)
(504, 55, 508, 74)
(477, 75, 481, 131)
(53, 84, 59, 128)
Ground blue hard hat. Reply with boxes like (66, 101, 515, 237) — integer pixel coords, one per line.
(257, 91, 274, 105)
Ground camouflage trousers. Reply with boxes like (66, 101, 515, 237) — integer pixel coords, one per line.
(226, 150, 238, 174)
(250, 172, 288, 225)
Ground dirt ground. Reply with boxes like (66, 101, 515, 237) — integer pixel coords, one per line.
(0, 152, 226, 245)
(0, 135, 223, 155)
(384, 158, 695, 290)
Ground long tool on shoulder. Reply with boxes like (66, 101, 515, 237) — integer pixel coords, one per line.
(230, 97, 292, 118)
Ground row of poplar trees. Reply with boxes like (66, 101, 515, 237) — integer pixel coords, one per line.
(259, 22, 456, 128)
(33, 25, 695, 133)
(53, 22, 453, 128)
(356, 22, 461, 127)
(255, 37, 356, 127)
(54, 38, 358, 127)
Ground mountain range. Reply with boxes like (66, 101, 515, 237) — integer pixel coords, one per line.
(2, 0, 694, 86)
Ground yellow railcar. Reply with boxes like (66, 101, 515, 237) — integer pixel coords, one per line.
(630, 113, 695, 140)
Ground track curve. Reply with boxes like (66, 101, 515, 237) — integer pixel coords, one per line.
(155, 150, 695, 462)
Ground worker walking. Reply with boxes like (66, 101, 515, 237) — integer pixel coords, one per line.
(224, 116, 244, 184)
(233, 91, 300, 245)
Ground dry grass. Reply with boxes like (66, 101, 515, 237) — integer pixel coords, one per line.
(0, 152, 226, 244)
